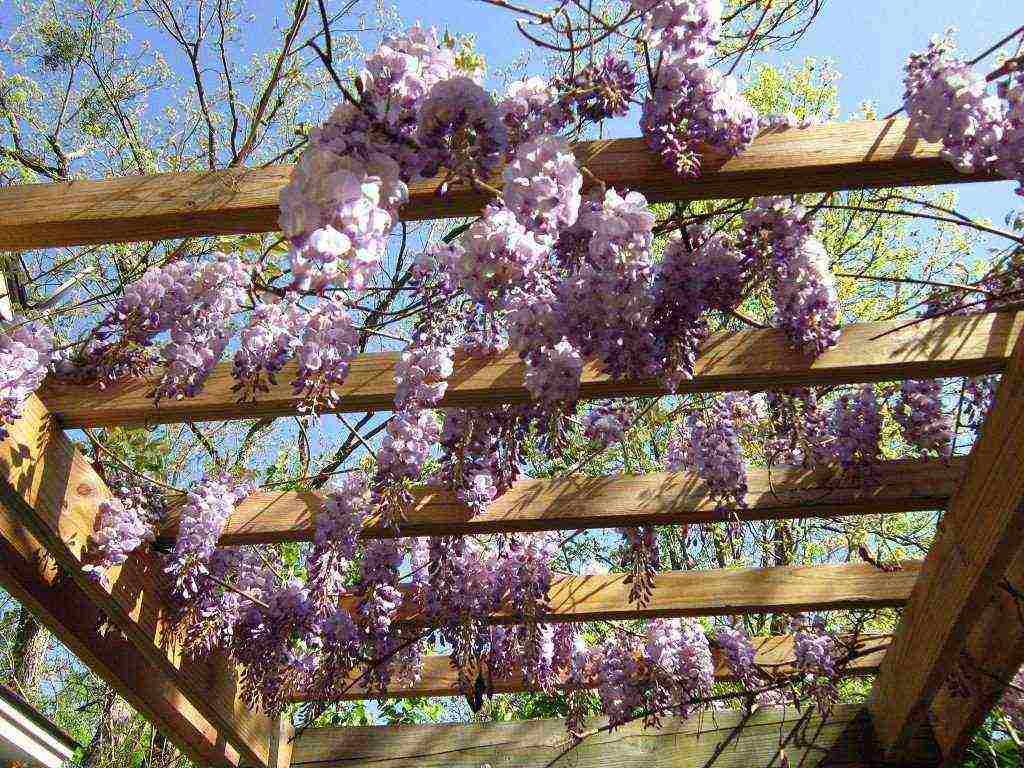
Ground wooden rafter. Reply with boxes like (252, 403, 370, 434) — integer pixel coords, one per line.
(158, 458, 962, 546)
(0, 395, 274, 768)
(39, 311, 1023, 428)
(338, 562, 919, 625)
(0, 118, 995, 250)
(0, 504, 244, 766)
(869, 326, 1024, 759)
(288, 634, 888, 702)
(290, 704, 940, 768)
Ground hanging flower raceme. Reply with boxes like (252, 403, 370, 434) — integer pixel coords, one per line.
(583, 401, 632, 448)
(83, 488, 157, 587)
(282, 151, 407, 293)
(233, 574, 316, 711)
(165, 475, 254, 603)
(651, 226, 747, 387)
(997, 70, 1024, 194)
(793, 614, 840, 710)
(716, 624, 760, 689)
(232, 298, 301, 401)
(1000, 665, 1024, 730)
(292, 298, 359, 409)
(764, 388, 834, 467)
(893, 379, 954, 456)
(498, 77, 571, 148)
(456, 205, 548, 308)
(437, 403, 532, 514)
(830, 384, 883, 477)
(492, 533, 560, 690)
(667, 394, 749, 511)
(556, 54, 636, 123)
(742, 197, 840, 356)
(183, 546, 267, 657)
(307, 473, 371, 612)
(585, 618, 715, 730)
(903, 33, 1005, 176)
(641, 62, 758, 177)
(632, 0, 722, 64)
(417, 77, 509, 183)
(0, 319, 53, 437)
(557, 188, 661, 383)
(501, 135, 583, 242)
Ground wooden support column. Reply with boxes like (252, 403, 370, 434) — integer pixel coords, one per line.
(869, 326, 1024, 760)
(0, 395, 274, 767)
(267, 716, 293, 768)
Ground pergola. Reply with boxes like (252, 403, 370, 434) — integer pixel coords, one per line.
(0, 117, 1019, 767)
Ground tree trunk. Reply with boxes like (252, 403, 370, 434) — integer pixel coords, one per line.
(148, 730, 182, 768)
(9, 606, 51, 699)
(80, 688, 133, 768)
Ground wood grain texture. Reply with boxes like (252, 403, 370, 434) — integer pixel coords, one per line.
(39, 311, 1024, 428)
(0, 504, 244, 766)
(291, 704, 941, 768)
(337, 562, 920, 625)
(288, 634, 889, 702)
(0, 118, 994, 250)
(158, 458, 962, 546)
(0, 395, 273, 768)
(927, 543, 1024, 764)
(869, 323, 1024, 757)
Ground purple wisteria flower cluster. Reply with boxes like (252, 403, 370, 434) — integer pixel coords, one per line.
(0, 319, 53, 438)
(903, 32, 1024, 194)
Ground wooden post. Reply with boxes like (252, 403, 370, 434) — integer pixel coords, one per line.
(869, 327, 1024, 759)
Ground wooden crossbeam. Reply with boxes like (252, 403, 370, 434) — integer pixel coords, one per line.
(158, 458, 962, 546)
(290, 704, 941, 768)
(0, 506, 244, 766)
(338, 562, 919, 625)
(869, 320, 1024, 760)
(288, 634, 889, 702)
(0, 118, 994, 250)
(39, 311, 1023, 429)
(0, 395, 274, 768)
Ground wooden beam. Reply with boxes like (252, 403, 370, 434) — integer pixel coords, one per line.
(158, 458, 961, 546)
(869, 320, 1024, 758)
(339, 562, 919, 625)
(0, 118, 994, 250)
(288, 634, 889, 702)
(290, 704, 940, 768)
(39, 311, 1024, 429)
(0, 504, 245, 766)
(0, 395, 274, 768)
(267, 716, 294, 768)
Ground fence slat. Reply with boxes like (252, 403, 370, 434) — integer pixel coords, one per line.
(290, 704, 940, 768)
